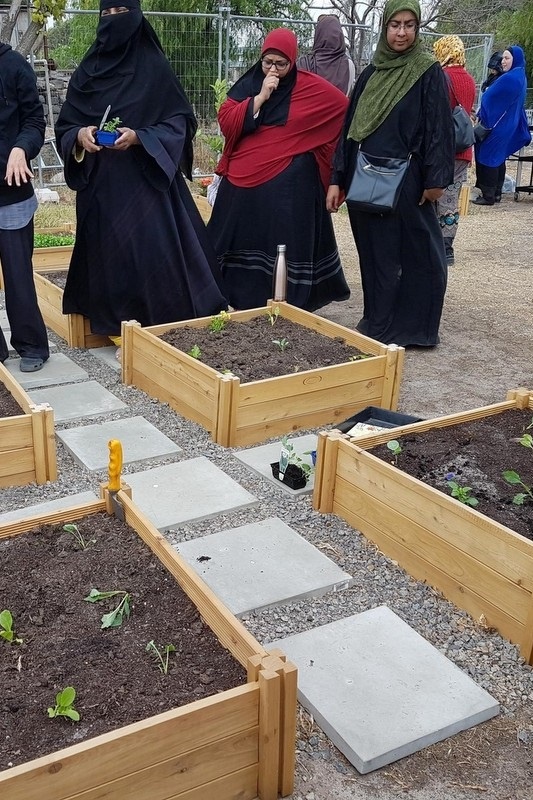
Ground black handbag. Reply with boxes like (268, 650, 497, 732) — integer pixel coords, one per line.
(452, 105, 475, 151)
(446, 77, 475, 152)
(346, 149, 411, 214)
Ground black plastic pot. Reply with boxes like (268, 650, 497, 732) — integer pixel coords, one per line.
(270, 462, 308, 490)
(338, 406, 423, 434)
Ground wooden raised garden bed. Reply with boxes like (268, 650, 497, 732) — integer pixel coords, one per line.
(0, 487, 297, 800)
(313, 387, 533, 665)
(0, 361, 56, 487)
(121, 301, 404, 448)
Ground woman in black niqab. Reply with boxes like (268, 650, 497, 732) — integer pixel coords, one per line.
(55, 0, 226, 342)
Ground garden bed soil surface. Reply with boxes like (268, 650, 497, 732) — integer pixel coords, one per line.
(39, 269, 67, 289)
(0, 383, 23, 417)
(0, 513, 245, 771)
(160, 316, 364, 382)
(370, 409, 533, 541)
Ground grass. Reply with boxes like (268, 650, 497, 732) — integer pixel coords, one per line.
(34, 187, 76, 228)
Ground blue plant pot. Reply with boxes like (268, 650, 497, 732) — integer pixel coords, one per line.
(95, 130, 119, 146)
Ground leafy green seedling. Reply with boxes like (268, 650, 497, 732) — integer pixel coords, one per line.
(502, 470, 533, 505)
(519, 432, 533, 450)
(146, 640, 176, 674)
(272, 337, 289, 352)
(0, 609, 23, 644)
(266, 306, 280, 326)
(63, 523, 95, 551)
(349, 354, 371, 361)
(386, 439, 402, 465)
(47, 686, 80, 721)
(34, 233, 75, 248)
(102, 116, 122, 132)
(84, 589, 131, 629)
(279, 436, 312, 479)
(187, 345, 202, 359)
(446, 480, 479, 507)
(208, 310, 231, 332)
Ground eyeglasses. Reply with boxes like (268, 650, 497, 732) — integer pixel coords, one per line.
(387, 20, 418, 31)
(262, 58, 290, 70)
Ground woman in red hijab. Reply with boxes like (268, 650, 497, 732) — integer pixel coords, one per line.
(207, 28, 350, 311)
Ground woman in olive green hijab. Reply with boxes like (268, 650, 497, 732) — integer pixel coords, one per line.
(327, 0, 455, 348)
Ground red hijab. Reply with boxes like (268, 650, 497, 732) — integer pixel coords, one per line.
(216, 27, 348, 191)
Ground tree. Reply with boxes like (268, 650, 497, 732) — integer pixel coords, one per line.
(496, 0, 533, 81)
(0, 0, 68, 57)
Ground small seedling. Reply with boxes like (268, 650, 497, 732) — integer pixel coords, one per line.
(266, 306, 280, 326)
(47, 686, 80, 721)
(146, 640, 176, 674)
(279, 436, 312, 479)
(102, 116, 122, 132)
(63, 523, 95, 551)
(349, 354, 371, 361)
(518, 432, 533, 450)
(272, 337, 289, 352)
(84, 589, 131, 629)
(386, 439, 402, 465)
(446, 479, 479, 507)
(187, 344, 202, 359)
(502, 470, 533, 505)
(208, 310, 231, 332)
(0, 609, 23, 644)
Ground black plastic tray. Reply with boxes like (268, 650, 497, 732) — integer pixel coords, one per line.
(337, 406, 423, 434)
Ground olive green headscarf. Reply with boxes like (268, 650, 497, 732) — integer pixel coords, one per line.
(348, 0, 435, 142)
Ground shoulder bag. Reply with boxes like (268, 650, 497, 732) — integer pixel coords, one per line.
(474, 109, 508, 143)
(345, 147, 411, 215)
(446, 76, 475, 152)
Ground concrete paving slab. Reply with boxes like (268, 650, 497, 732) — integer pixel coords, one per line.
(269, 606, 499, 774)
(57, 416, 181, 471)
(176, 516, 353, 616)
(89, 346, 121, 372)
(125, 458, 258, 530)
(3, 353, 88, 389)
(28, 380, 127, 422)
(0, 491, 98, 524)
(234, 434, 317, 496)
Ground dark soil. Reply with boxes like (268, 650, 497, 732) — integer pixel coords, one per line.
(369, 409, 533, 540)
(0, 513, 246, 771)
(161, 315, 365, 382)
(0, 382, 24, 417)
(40, 269, 67, 289)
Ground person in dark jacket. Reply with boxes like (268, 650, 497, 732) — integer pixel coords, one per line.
(0, 43, 49, 372)
(481, 51, 503, 93)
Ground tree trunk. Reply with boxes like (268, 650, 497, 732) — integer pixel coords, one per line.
(16, 20, 42, 57)
(0, 0, 24, 45)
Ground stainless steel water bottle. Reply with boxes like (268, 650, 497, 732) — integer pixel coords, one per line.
(272, 244, 287, 302)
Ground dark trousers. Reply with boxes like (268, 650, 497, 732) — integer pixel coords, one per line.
(475, 161, 506, 203)
(0, 219, 49, 362)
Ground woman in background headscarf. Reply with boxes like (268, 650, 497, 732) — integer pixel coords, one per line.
(55, 0, 226, 352)
(208, 28, 350, 312)
(481, 51, 503, 92)
(473, 45, 531, 206)
(433, 35, 476, 265)
(296, 15, 356, 96)
(327, 0, 454, 348)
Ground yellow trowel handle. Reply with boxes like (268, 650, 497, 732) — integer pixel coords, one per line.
(108, 439, 123, 492)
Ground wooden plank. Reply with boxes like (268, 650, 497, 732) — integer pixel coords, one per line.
(0, 416, 33, 450)
(0, 362, 33, 411)
(0, 501, 107, 539)
(333, 473, 533, 620)
(278, 661, 298, 797)
(62, 728, 259, 800)
(312, 430, 342, 513)
(258, 670, 281, 800)
(166, 765, 257, 800)
(334, 492, 528, 650)
(32, 245, 73, 268)
(1, 687, 259, 800)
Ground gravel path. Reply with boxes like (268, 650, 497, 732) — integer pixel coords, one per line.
(1, 186, 532, 798)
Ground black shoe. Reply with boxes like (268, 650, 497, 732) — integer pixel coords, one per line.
(472, 196, 494, 206)
(495, 194, 502, 203)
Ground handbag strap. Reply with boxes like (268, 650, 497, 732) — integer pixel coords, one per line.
(445, 73, 466, 111)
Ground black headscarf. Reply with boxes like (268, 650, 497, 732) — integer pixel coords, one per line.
(55, 0, 197, 178)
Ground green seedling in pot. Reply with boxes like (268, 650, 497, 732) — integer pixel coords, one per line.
(84, 588, 131, 629)
(279, 436, 312, 480)
(102, 116, 122, 132)
(0, 609, 23, 644)
(63, 522, 95, 551)
(47, 686, 80, 721)
(146, 640, 176, 674)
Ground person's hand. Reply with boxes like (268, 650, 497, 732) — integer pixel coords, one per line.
(327, 185, 341, 213)
(258, 72, 279, 103)
(112, 127, 139, 150)
(77, 126, 101, 153)
(5, 147, 33, 186)
(419, 187, 444, 204)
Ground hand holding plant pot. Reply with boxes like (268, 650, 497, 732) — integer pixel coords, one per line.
(95, 117, 123, 146)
